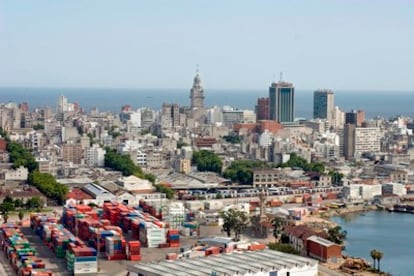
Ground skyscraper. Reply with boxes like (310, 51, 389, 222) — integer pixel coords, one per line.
(268, 81, 295, 123)
(190, 71, 204, 109)
(255, 97, 269, 121)
(345, 110, 365, 127)
(313, 89, 334, 124)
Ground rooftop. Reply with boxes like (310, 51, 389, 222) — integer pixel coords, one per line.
(128, 249, 317, 276)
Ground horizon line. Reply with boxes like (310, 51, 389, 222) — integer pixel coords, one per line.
(0, 85, 413, 93)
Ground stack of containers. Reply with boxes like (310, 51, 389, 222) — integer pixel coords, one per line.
(105, 236, 126, 260)
(88, 225, 124, 253)
(0, 223, 52, 276)
(181, 221, 199, 237)
(30, 213, 97, 275)
(65, 241, 97, 274)
(166, 229, 180, 248)
(167, 202, 185, 230)
(138, 221, 166, 248)
(126, 241, 141, 261)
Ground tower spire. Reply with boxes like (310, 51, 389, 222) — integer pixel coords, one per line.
(196, 64, 199, 74)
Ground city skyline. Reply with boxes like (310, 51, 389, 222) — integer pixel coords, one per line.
(1, 1, 414, 90)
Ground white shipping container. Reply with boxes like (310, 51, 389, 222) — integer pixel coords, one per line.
(204, 200, 223, 210)
(185, 201, 204, 211)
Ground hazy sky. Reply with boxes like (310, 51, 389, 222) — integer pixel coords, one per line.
(0, 0, 413, 90)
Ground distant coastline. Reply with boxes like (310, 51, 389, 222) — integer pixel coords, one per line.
(1, 87, 414, 120)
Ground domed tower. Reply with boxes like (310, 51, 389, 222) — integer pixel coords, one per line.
(190, 68, 205, 109)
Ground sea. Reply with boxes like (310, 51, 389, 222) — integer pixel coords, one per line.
(0, 87, 414, 120)
(332, 211, 413, 276)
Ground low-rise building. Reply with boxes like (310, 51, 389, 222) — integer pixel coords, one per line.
(382, 182, 407, 197)
(115, 175, 153, 193)
(307, 235, 343, 263)
(4, 166, 28, 181)
(342, 183, 382, 201)
(82, 183, 116, 206)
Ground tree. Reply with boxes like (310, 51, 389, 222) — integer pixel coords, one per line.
(223, 160, 274, 185)
(3, 213, 8, 224)
(215, 192, 223, 199)
(14, 198, 24, 208)
(18, 211, 24, 221)
(0, 201, 15, 213)
(327, 225, 347, 245)
(28, 171, 68, 205)
(272, 216, 285, 242)
(370, 249, 377, 271)
(25, 196, 43, 210)
(375, 250, 384, 272)
(268, 242, 300, 255)
(219, 209, 249, 241)
(192, 150, 223, 173)
(329, 171, 344, 186)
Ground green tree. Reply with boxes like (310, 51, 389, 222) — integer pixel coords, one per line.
(215, 192, 223, 199)
(154, 184, 175, 199)
(14, 198, 24, 208)
(329, 171, 344, 186)
(219, 208, 249, 241)
(278, 153, 325, 173)
(223, 134, 240, 144)
(268, 242, 300, 255)
(18, 211, 24, 221)
(223, 160, 273, 185)
(0, 202, 15, 213)
(370, 249, 377, 270)
(327, 225, 347, 245)
(192, 150, 223, 173)
(272, 216, 285, 242)
(375, 250, 384, 272)
(3, 196, 14, 205)
(25, 196, 43, 210)
(3, 213, 8, 224)
(28, 171, 68, 205)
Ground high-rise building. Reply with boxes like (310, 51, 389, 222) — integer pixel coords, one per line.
(269, 81, 295, 123)
(190, 72, 204, 109)
(256, 97, 269, 121)
(313, 89, 334, 124)
(345, 110, 365, 127)
(343, 124, 355, 160)
(161, 103, 180, 127)
(343, 124, 380, 160)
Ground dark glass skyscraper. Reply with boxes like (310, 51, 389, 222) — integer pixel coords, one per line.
(269, 81, 295, 123)
(313, 89, 334, 123)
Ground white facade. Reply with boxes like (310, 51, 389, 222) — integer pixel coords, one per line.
(343, 184, 382, 200)
(4, 166, 29, 181)
(116, 175, 153, 192)
(354, 127, 381, 156)
(382, 182, 407, 197)
(86, 144, 106, 167)
(136, 150, 147, 167)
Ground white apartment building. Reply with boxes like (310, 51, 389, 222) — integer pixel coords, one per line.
(382, 182, 407, 197)
(343, 184, 382, 201)
(85, 144, 106, 167)
(354, 127, 381, 156)
(4, 166, 29, 181)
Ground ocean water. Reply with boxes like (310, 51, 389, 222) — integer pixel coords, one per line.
(332, 211, 413, 276)
(0, 87, 413, 120)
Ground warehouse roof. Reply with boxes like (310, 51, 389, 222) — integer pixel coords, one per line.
(128, 249, 318, 276)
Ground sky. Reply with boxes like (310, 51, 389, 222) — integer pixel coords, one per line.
(0, 0, 413, 90)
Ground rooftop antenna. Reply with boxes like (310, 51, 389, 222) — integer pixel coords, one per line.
(272, 73, 276, 83)
(280, 72, 283, 82)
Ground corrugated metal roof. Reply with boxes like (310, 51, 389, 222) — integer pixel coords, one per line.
(128, 249, 318, 276)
